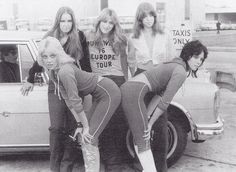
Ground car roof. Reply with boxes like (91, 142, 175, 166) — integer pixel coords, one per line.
(0, 31, 46, 41)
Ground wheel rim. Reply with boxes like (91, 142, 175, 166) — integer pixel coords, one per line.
(126, 130, 135, 158)
(167, 121, 178, 159)
(126, 121, 178, 159)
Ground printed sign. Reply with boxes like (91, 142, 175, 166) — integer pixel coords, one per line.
(171, 24, 192, 51)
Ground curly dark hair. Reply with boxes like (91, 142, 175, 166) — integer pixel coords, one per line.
(180, 40, 208, 77)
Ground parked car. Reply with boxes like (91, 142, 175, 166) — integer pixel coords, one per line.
(15, 19, 30, 31)
(221, 23, 234, 30)
(36, 18, 52, 32)
(0, 31, 231, 167)
(200, 20, 217, 31)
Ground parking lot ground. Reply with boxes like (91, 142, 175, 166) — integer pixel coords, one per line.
(169, 154, 236, 172)
(169, 89, 236, 172)
(193, 30, 236, 47)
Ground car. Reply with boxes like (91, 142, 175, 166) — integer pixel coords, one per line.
(199, 20, 217, 31)
(36, 18, 53, 32)
(78, 17, 96, 31)
(0, 31, 231, 167)
(221, 23, 232, 30)
(15, 19, 30, 31)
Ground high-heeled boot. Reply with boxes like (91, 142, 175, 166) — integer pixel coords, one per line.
(136, 148, 157, 172)
(81, 143, 100, 172)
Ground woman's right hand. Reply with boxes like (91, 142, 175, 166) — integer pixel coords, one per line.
(72, 125, 93, 144)
(20, 81, 34, 96)
(82, 126, 94, 144)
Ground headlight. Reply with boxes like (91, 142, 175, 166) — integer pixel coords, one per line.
(212, 70, 236, 92)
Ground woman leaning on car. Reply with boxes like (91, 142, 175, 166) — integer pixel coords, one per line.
(121, 40, 208, 172)
(21, 6, 91, 172)
(38, 36, 121, 172)
(127, 2, 173, 171)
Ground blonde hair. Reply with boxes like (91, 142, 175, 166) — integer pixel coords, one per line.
(133, 2, 163, 38)
(92, 8, 127, 56)
(37, 36, 74, 70)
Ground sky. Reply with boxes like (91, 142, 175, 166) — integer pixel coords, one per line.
(206, 0, 236, 7)
(1, 0, 236, 22)
(0, 0, 84, 20)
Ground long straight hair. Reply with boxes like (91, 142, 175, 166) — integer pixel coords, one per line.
(91, 8, 127, 56)
(133, 2, 163, 39)
(44, 6, 83, 60)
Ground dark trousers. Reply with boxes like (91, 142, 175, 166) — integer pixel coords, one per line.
(134, 68, 168, 172)
(121, 82, 151, 152)
(99, 75, 132, 168)
(152, 113, 168, 172)
(87, 77, 121, 145)
(48, 80, 82, 172)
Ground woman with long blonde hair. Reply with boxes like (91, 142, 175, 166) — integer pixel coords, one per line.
(85, 8, 130, 168)
(86, 8, 128, 79)
(38, 36, 121, 172)
(21, 6, 91, 172)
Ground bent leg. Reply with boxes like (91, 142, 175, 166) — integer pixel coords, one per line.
(121, 81, 150, 153)
(121, 81, 156, 172)
(99, 75, 130, 165)
(88, 78, 121, 144)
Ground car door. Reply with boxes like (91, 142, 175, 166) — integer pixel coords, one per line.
(0, 41, 49, 148)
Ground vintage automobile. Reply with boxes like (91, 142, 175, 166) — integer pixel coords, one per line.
(0, 31, 231, 167)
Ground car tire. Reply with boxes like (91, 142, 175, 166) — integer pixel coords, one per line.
(126, 118, 188, 167)
(166, 119, 188, 167)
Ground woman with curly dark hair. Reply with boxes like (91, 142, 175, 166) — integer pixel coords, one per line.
(121, 40, 208, 172)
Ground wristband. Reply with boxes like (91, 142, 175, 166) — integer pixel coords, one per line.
(77, 122, 83, 128)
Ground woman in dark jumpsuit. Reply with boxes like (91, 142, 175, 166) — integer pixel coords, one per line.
(21, 6, 91, 172)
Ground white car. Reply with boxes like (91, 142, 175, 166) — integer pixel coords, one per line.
(200, 20, 217, 31)
(0, 31, 231, 167)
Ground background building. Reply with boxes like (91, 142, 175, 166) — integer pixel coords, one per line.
(206, 5, 236, 23)
(0, 0, 205, 31)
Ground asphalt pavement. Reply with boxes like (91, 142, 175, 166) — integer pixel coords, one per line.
(169, 89, 236, 172)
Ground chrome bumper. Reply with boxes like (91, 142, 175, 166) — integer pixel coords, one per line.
(191, 116, 224, 141)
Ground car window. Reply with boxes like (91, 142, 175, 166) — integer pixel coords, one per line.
(35, 40, 41, 47)
(19, 43, 45, 84)
(0, 44, 21, 83)
(18, 44, 36, 82)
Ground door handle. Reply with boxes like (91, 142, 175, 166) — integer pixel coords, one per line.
(1, 111, 11, 117)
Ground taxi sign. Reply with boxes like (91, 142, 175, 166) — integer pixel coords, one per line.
(170, 23, 192, 56)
